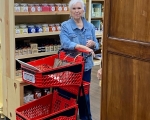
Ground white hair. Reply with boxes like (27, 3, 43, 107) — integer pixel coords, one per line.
(68, 0, 85, 11)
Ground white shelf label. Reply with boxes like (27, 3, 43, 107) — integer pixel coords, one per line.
(23, 71, 35, 83)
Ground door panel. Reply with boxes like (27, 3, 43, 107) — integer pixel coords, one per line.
(101, 0, 150, 120)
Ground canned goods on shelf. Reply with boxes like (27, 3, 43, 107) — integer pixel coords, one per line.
(19, 24, 28, 34)
(49, 24, 56, 32)
(20, 3, 28, 12)
(28, 25, 36, 33)
(55, 3, 62, 11)
(49, 3, 55, 12)
(42, 24, 49, 32)
(35, 4, 42, 12)
(28, 4, 36, 12)
(55, 23, 61, 31)
(41, 3, 50, 12)
(14, 3, 21, 12)
(35, 24, 43, 33)
(15, 25, 21, 34)
(62, 3, 68, 11)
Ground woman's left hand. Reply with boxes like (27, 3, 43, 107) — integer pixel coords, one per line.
(86, 40, 95, 48)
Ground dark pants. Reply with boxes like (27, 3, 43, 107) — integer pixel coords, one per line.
(79, 69, 92, 120)
(57, 69, 92, 120)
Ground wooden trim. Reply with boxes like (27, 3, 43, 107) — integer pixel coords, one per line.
(15, 11, 70, 16)
(15, 31, 60, 38)
(101, 0, 110, 119)
(16, 51, 57, 59)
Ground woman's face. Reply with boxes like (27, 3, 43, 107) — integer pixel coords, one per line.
(70, 2, 84, 20)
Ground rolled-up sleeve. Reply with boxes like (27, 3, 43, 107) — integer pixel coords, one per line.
(91, 24, 99, 51)
(59, 23, 77, 50)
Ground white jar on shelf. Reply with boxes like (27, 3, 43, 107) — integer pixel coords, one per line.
(20, 3, 28, 12)
(15, 25, 21, 34)
(14, 3, 21, 12)
(19, 24, 28, 34)
(42, 24, 49, 32)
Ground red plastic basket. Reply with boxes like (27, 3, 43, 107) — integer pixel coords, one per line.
(59, 81, 90, 96)
(16, 91, 78, 120)
(21, 52, 84, 88)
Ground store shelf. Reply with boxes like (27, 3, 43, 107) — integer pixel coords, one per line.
(96, 33, 102, 37)
(93, 59, 101, 66)
(15, 51, 57, 59)
(15, 31, 60, 38)
(91, 17, 103, 19)
(15, 11, 70, 16)
(92, 0, 104, 1)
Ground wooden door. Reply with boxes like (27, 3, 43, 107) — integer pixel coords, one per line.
(101, 0, 150, 120)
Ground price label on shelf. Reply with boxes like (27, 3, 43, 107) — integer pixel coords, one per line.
(23, 71, 35, 83)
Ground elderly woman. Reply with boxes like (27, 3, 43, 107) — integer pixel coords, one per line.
(59, 0, 99, 119)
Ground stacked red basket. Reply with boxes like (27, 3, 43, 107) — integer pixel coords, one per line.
(16, 51, 90, 120)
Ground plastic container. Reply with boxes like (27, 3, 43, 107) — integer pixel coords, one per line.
(35, 24, 43, 33)
(42, 24, 49, 32)
(15, 25, 21, 34)
(41, 3, 50, 12)
(49, 4, 55, 12)
(20, 3, 28, 12)
(16, 91, 78, 120)
(55, 3, 62, 11)
(35, 4, 42, 12)
(14, 3, 21, 12)
(28, 25, 36, 33)
(49, 24, 56, 32)
(20, 24, 28, 34)
(28, 4, 36, 12)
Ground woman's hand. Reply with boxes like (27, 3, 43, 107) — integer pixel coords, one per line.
(86, 40, 95, 48)
(97, 68, 102, 80)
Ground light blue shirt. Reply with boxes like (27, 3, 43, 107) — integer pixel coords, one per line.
(59, 17, 99, 71)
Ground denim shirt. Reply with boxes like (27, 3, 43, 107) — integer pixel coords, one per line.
(59, 17, 99, 71)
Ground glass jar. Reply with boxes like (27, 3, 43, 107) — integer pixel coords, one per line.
(49, 4, 55, 12)
(24, 90, 34, 103)
(20, 3, 28, 12)
(42, 24, 49, 32)
(28, 4, 36, 12)
(19, 24, 28, 34)
(41, 3, 50, 12)
(35, 4, 42, 12)
(55, 3, 62, 11)
(14, 3, 21, 12)
(34, 89, 42, 99)
(62, 3, 68, 11)
(55, 23, 61, 31)
(28, 25, 36, 33)
(42, 88, 50, 96)
(35, 24, 43, 33)
(15, 25, 21, 34)
(49, 24, 56, 32)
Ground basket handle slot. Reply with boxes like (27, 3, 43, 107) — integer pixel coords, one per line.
(43, 64, 83, 75)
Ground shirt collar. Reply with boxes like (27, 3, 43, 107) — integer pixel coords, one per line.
(69, 17, 89, 30)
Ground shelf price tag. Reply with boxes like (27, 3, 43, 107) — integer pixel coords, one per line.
(23, 71, 35, 83)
